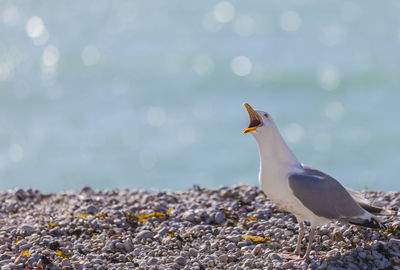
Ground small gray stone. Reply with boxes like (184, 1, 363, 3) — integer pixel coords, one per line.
(214, 212, 225, 224)
(358, 251, 366, 259)
(14, 189, 26, 201)
(268, 253, 282, 261)
(158, 227, 168, 237)
(137, 230, 154, 240)
(182, 211, 197, 222)
(20, 224, 35, 234)
(86, 205, 98, 214)
(188, 248, 198, 257)
(226, 243, 236, 250)
(219, 254, 228, 263)
(252, 245, 262, 256)
(0, 260, 12, 266)
(174, 256, 186, 265)
(148, 258, 158, 265)
(347, 263, 360, 270)
(123, 239, 133, 252)
(282, 261, 294, 269)
(226, 235, 241, 243)
(389, 238, 400, 246)
(61, 258, 72, 267)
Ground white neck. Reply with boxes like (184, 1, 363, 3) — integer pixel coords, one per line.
(253, 121, 301, 170)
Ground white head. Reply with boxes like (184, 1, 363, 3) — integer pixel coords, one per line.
(242, 102, 275, 139)
(242, 102, 300, 165)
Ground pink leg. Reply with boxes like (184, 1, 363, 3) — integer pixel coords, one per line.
(293, 221, 305, 255)
(303, 227, 315, 260)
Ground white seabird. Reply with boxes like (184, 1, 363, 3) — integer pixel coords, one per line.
(242, 102, 392, 260)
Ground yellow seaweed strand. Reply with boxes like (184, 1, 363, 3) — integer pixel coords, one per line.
(242, 235, 271, 243)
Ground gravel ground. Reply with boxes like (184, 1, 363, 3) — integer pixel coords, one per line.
(0, 185, 399, 270)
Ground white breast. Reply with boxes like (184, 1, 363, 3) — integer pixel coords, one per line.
(259, 166, 330, 226)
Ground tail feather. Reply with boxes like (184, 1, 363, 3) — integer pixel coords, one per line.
(345, 188, 396, 216)
(349, 217, 386, 230)
(357, 202, 396, 216)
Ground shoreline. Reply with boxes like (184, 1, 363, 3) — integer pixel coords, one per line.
(0, 185, 399, 269)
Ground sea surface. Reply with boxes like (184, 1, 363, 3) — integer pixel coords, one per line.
(1, 1, 400, 192)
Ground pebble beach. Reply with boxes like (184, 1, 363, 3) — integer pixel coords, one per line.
(0, 185, 399, 270)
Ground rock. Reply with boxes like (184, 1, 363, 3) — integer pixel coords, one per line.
(252, 245, 262, 256)
(389, 239, 400, 246)
(182, 211, 197, 222)
(226, 243, 236, 250)
(347, 263, 360, 270)
(219, 254, 228, 263)
(358, 251, 366, 259)
(137, 230, 154, 240)
(20, 224, 35, 234)
(214, 212, 225, 224)
(268, 253, 282, 261)
(14, 189, 26, 201)
(188, 248, 198, 257)
(0, 261, 12, 266)
(148, 258, 158, 265)
(282, 261, 294, 269)
(226, 235, 241, 243)
(174, 256, 186, 265)
(86, 205, 98, 214)
(61, 258, 72, 268)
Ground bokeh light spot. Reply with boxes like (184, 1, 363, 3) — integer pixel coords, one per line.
(231, 56, 252, 76)
(2, 5, 20, 26)
(213, 1, 235, 23)
(26, 16, 45, 38)
(319, 66, 341, 90)
(203, 12, 223, 32)
(321, 25, 346, 46)
(280, 11, 302, 32)
(233, 15, 256, 37)
(81, 45, 101, 66)
(33, 29, 49, 46)
(146, 107, 167, 127)
(282, 123, 304, 143)
(325, 101, 345, 121)
(42, 45, 59, 67)
(193, 54, 214, 76)
(178, 127, 197, 145)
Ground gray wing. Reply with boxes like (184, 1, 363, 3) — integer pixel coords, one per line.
(302, 165, 395, 216)
(288, 171, 367, 220)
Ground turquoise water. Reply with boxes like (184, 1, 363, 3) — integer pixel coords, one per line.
(1, 1, 400, 192)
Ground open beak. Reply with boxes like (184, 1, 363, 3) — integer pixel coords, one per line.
(242, 103, 263, 133)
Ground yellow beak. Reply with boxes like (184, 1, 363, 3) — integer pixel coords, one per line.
(242, 102, 263, 133)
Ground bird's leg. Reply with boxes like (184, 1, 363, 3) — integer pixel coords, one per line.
(303, 227, 315, 260)
(277, 221, 304, 260)
(293, 221, 305, 255)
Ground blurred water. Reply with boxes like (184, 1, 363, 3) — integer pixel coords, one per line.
(0, 1, 399, 192)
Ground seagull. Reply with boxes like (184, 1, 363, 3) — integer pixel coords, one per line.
(242, 102, 393, 260)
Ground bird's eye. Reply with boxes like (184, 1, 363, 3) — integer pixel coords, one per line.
(264, 113, 269, 118)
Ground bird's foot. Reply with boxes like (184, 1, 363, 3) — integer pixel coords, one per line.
(302, 254, 311, 262)
(277, 251, 302, 261)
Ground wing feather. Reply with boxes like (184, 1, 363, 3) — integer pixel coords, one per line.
(288, 173, 366, 220)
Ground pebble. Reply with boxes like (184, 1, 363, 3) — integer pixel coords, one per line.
(0, 186, 397, 269)
(20, 224, 35, 234)
(86, 205, 98, 214)
(268, 253, 282, 261)
(136, 230, 154, 239)
(214, 212, 225, 224)
(226, 243, 236, 250)
(188, 248, 198, 257)
(174, 256, 186, 265)
(61, 258, 72, 268)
